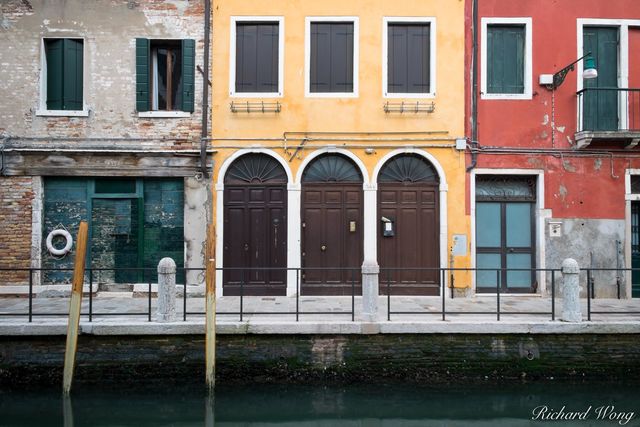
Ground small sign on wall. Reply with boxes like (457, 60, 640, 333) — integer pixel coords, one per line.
(451, 234, 467, 256)
(549, 221, 562, 237)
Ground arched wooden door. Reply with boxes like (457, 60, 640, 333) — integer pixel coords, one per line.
(301, 154, 363, 295)
(223, 154, 287, 296)
(378, 154, 440, 295)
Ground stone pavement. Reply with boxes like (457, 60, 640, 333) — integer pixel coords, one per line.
(1, 291, 640, 335)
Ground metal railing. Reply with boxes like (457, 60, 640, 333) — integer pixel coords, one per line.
(382, 268, 561, 321)
(577, 87, 640, 132)
(1, 266, 640, 323)
(0, 267, 359, 323)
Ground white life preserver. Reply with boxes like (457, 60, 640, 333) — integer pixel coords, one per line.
(46, 229, 73, 256)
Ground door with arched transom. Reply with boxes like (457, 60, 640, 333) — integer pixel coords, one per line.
(378, 154, 440, 295)
(223, 154, 287, 296)
(301, 154, 363, 295)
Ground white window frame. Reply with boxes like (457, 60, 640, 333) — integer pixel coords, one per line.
(229, 16, 285, 98)
(470, 169, 547, 295)
(305, 16, 359, 98)
(36, 37, 89, 117)
(480, 17, 533, 100)
(576, 19, 640, 132)
(382, 17, 436, 99)
(624, 169, 640, 299)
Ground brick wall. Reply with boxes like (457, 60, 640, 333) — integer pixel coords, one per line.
(0, 0, 206, 148)
(0, 177, 34, 285)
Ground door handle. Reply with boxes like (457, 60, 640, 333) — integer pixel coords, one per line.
(244, 243, 249, 251)
(321, 245, 327, 251)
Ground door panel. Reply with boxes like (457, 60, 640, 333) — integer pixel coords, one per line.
(223, 185, 287, 296)
(378, 183, 439, 295)
(301, 184, 363, 295)
(632, 202, 640, 298)
(91, 198, 140, 284)
(476, 201, 535, 293)
(583, 26, 619, 131)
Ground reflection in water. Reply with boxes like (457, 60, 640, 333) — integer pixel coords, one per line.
(1, 382, 638, 427)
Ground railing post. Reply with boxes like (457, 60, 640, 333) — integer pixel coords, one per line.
(551, 270, 556, 321)
(361, 261, 379, 322)
(157, 258, 177, 322)
(28, 269, 33, 323)
(561, 258, 582, 322)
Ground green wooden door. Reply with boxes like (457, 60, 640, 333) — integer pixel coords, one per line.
(583, 27, 619, 131)
(91, 198, 141, 283)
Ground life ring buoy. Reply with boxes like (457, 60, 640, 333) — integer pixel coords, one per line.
(46, 229, 73, 256)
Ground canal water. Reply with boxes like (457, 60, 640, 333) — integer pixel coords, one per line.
(1, 382, 638, 426)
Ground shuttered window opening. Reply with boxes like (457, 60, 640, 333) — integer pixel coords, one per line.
(486, 25, 525, 94)
(387, 23, 430, 94)
(235, 23, 280, 93)
(136, 38, 195, 112)
(310, 22, 354, 93)
(44, 38, 83, 111)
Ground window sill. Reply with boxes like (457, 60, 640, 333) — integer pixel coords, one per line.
(480, 93, 532, 100)
(305, 92, 359, 99)
(35, 109, 90, 117)
(138, 111, 192, 118)
(384, 93, 436, 99)
(230, 92, 283, 98)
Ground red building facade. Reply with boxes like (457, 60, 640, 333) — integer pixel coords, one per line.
(466, 0, 640, 297)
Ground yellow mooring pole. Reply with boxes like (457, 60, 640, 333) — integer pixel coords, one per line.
(63, 221, 88, 395)
(205, 223, 217, 391)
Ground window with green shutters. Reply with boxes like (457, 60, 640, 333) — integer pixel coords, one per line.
(44, 38, 83, 111)
(136, 38, 195, 112)
(486, 25, 525, 94)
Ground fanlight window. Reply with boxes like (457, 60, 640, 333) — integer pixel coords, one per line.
(302, 154, 363, 183)
(224, 154, 287, 184)
(378, 154, 439, 183)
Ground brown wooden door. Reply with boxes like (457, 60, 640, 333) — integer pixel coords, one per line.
(377, 154, 440, 295)
(224, 185, 287, 295)
(222, 154, 288, 296)
(302, 183, 363, 295)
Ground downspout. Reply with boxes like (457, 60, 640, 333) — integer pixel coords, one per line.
(200, 0, 212, 178)
(466, 0, 479, 172)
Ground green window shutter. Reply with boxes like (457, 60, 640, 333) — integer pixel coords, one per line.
(62, 39, 83, 110)
(136, 38, 150, 112)
(181, 39, 195, 113)
(45, 39, 64, 110)
(487, 25, 525, 94)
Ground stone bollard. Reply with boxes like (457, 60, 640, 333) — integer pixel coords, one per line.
(361, 261, 379, 322)
(157, 257, 177, 322)
(561, 258, 581, 322)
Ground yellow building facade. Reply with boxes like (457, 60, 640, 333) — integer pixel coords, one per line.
(210, 0, 469, 301)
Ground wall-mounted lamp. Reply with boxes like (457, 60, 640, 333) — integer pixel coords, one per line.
(541, 52, 598, 90)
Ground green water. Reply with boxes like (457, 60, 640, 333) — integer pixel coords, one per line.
(1, 382, 639, 426)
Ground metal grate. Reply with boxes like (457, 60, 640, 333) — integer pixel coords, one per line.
(378, 154, 439, 183)
(224, 154, 287, 184)
(302, 154, 363, 183)
(476, 175, 536, 202)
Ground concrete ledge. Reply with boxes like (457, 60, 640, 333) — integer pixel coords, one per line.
(2, 320, 640, 336)
(0, 283, 98, 297)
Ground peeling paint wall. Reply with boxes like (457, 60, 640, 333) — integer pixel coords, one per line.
(546, 218, 626, 298)
(0, 0, 205, 145)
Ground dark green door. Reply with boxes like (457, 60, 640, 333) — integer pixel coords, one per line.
(632, 202, 640, 298)
(583, 26, 619, 131)
(91, 198, 141, 283)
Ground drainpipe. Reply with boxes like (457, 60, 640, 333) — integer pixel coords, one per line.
(466, 0, 479, 172)
(200, 0, 212, 178)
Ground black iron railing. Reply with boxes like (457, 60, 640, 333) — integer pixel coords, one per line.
(577, 87, 640, 132)
(1, 266, 639, 323)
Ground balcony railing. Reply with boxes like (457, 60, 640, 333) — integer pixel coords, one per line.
(577, 87, 640, 133)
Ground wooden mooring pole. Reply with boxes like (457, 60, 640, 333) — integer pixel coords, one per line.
(205, 223, 217, 391)
(63, 221, 88, 395)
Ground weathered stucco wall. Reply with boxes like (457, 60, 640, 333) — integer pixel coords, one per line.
(546, 218, 626, 298)
(0, 0, 206, 146)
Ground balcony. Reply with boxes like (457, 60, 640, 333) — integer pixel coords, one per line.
(575, 87, 640, 149)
